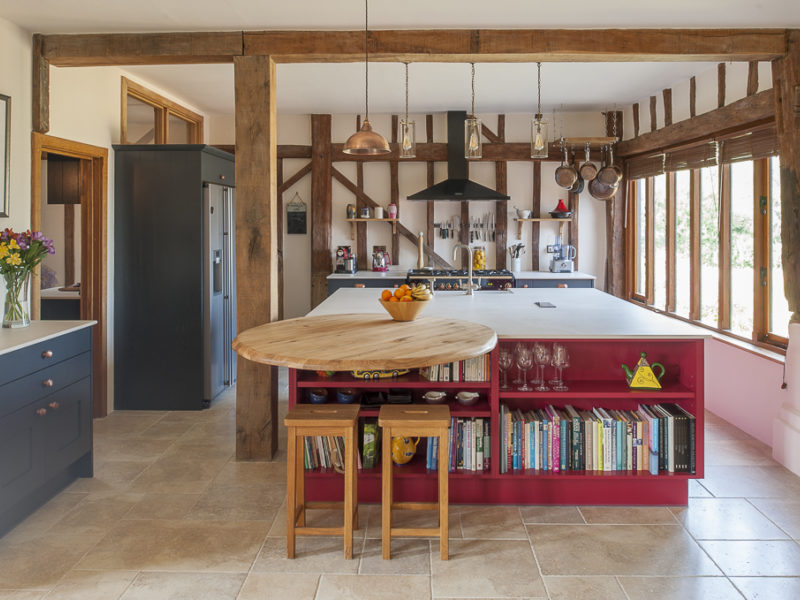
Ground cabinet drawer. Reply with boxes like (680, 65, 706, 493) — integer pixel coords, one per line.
(0, 401, 45, 513)
(0, 328, 91, 387)
(0, 352, 92, 419)
(44, 378, 92, 478)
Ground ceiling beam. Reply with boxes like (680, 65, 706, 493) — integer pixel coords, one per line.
(40, 28, 787, 67)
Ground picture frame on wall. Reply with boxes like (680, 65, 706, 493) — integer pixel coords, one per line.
(0, 93, 9, 218)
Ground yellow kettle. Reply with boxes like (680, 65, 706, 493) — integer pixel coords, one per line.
(391, 436, 420, 465)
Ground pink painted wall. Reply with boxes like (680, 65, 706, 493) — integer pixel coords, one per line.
(704, 338, 787, 446)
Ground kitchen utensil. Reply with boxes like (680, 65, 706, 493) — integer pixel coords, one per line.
(337, 388, 358, 404)
(588, 175, 619, 201)
(423, 390, 447, 404)
(360, 206, 371, 218)
(554, 140, 578, 189)
(568, 173, 585, 195)
(308, 388, 328, 404)
(621, 351, 666, 390)
(579, 142, 598, 181)
(374, 206, 384, 219)
(516, 208, 532, 218)
(455, 391, 480, 406)
(549, 211, 573, 218)
(391, 436, 420, 465)
(597, 144, 623, 186)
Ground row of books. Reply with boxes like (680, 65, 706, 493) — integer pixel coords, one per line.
(499, 402, 696, 475)
(303, 435, 356, 472)
(426, 417, 490, 472)
(419, 354, 490, 382)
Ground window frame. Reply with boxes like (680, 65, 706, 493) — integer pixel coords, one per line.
(121, 76, 204, 145)
(626, 151, 787, 353)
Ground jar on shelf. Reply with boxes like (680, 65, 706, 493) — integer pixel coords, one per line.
(472, 246, 486, 270)
(346, 203, 356, 219)
(387, 203, 398, 219)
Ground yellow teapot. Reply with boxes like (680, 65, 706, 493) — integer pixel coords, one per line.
(391, 436, 420, 465)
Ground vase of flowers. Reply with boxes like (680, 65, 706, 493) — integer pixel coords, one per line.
(1, 229, 55, 328)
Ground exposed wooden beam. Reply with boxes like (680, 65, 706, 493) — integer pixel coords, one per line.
(649, 96, 658, 132)
(718, 63, 727, 108)
(311, 114, 332, 309)
(42, 31, 243, 66)
(32, 34, 49, 133)
(243, 28, 787, 63)
(331, 167, 451, 268)
(632, 103, 640, 138)
(663, 88, 673, 127)
(772, 29, 800, 323)
(277, 162, 311, 195)
(233, 54, 279, 460)
(355, 116, 367, 271)
(617, 89, 775, 157)
(747, 60, 759, 95)
(495, 115, 507, 269)
(690, 76, 697, 117)
(426, 114, 435, 248)
(277, 159, 284, 322)
(531, 161, 541, 271)
(279, 145, 313, 159)
(390, 115, 400, 263)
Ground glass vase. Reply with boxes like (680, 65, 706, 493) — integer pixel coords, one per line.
(3, 269, 32, 328)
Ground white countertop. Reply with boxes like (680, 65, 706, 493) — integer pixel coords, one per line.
(328, 267, 595, 280)
(40, 286, 81, 299)
(0, 321, 96, 356)
(308, 288, 708, 340)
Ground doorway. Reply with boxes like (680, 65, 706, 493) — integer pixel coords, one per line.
(31, 132, 108, 418)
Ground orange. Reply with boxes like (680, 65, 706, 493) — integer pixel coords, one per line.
(394, 287, 406, 299)
(389, 296, 399, 302)
(381, 289, 393, 301)
(400, 295, 412, 302)
(400, 283, 410, 291)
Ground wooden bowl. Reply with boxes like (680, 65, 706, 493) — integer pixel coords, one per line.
(379, 299, 429, 321)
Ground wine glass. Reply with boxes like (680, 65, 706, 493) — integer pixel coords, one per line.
(549, 343, 565, 384)
(551, 344, 570, 392)
(533, 343, 551, 392)
(515, 345, 533, 391)
(498, 347, 513, 390)
(512, 342, 526, 384)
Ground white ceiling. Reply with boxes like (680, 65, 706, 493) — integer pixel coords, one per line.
(4, 0, 798, 116)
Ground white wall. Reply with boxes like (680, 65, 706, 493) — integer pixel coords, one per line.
(0, 17, 33, 299)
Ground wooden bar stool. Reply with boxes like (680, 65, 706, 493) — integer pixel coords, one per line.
(284, 403, 360, 559)
(378, 404, 451, 560)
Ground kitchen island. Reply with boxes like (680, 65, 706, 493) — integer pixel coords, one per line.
(297, 288, 707, 505)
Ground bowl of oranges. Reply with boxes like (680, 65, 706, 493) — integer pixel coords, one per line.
(379, 284, 432, 321)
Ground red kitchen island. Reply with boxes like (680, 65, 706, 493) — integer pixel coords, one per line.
(240, 288, 707, 506)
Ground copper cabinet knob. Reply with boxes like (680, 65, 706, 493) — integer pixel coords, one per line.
(43, 379, 54, 387)
(36, 408, 47, 416)
(49, 401, 60, 410)
(42, 350, 54, 358)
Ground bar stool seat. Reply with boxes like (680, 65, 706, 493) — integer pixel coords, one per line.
(378, 404, 451, 560)
(284, 403, 360, 559)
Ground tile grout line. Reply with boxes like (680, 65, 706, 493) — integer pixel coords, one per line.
(522, 507, 551, 600)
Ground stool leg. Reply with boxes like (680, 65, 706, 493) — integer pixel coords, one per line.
(352, 427, 359, 530)
(343, 428, 355, 559)
(438, 428, 449, 560)
(286, 427, 297, 559)
(381, 428, 393, 559)
(296, 434, 306, 527)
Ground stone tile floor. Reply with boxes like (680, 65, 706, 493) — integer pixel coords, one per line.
(1, 370, 799, 599)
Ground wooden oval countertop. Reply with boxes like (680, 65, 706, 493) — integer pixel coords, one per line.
(232, 314, 497, 371)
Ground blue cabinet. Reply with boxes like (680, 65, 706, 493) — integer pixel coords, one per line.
(327, 277, 406, 296)
(0, 327, 93, 536)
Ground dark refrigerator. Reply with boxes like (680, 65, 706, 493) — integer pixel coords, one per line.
(114, 144, 236, 410)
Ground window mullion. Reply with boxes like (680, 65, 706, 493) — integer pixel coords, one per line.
(689, 169, 701, 320)
(646, 177, 655, 305)
(754, 158, 769, 342)
(666, 172, 676, 313)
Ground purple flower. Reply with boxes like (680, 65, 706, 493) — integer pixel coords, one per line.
(17, 239, 28, 250)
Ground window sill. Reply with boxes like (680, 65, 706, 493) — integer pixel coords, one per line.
(624, 299, 786, 364)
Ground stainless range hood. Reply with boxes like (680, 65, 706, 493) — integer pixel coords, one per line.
(407, 111, 510, 202)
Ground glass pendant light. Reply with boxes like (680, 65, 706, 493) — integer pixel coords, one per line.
(399, 62, 416, 158)
(530, 62, 549, 159)
(343, 0, 390, 155)
(465, 63, 482, 159)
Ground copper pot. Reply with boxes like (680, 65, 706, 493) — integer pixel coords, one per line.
(578, 142, 598, 181)
(554, 142, 578, 189)
(596, 144, 623, 186)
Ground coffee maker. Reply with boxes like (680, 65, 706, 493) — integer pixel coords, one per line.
(547, 236, 576, 273)
(335, 246, 357, 273)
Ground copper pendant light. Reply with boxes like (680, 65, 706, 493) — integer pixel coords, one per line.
(343, 0, 390, 155)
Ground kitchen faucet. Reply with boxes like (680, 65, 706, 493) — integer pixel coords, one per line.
(453, 243, 475, 295)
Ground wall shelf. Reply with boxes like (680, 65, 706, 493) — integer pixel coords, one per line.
(513, 217, 572, 239)
(345, 217, 398, 238)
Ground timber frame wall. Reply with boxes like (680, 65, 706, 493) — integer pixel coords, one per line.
(29, 28, 800, 460)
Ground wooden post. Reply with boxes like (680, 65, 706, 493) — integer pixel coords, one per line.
(356, 116, 367, 271)
(605, 111, 625, 297)
(531, 161, 541, 271)
(689, 76, 697, 117)
(233, 55, 279, 460)
(632, 103, 640, 138)
(772, 31, 800, 324)
(426, 115, 435, 247)
(747, 60, 759, 96)
(718, 63, 726, 108)
(663, 88, 673, 127)
(277, 158, 284, 321)
(32, 34, 49, 134)
(569, 190, 579, 271)
(311, 114, 332, 307)
(495, 115, 507, 269)
(390, 115, 400, 264)
(649, 96, 657, 132)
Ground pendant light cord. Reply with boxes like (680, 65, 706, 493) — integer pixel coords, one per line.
(470, 62, 476, 117)
(404, 62, 409, 121)
(536, 62, 542, 119)
(364, 0, 369, 120)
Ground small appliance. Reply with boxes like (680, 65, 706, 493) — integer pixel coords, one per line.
(335, 246, 357, 273)
(372, 247, 391, 272)
(546, 236, 576, 273)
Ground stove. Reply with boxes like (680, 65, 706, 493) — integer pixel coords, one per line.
(407, 268, 515, 291)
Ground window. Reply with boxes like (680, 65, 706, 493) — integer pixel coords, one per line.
(121, 77, 203, 145)
(626, 126, 787, 351)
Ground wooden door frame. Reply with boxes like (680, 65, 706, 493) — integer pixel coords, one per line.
(31, 132, 108, 418)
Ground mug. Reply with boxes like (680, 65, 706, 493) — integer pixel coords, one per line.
(374, 206, 384, 219)
(346, 203, 356, 219)
(387, 203, 398, 218)
(360, 207, 371, 218)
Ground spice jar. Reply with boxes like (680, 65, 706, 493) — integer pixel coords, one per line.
(387, 203, 398, 219)
(346, 204, 356, 219)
